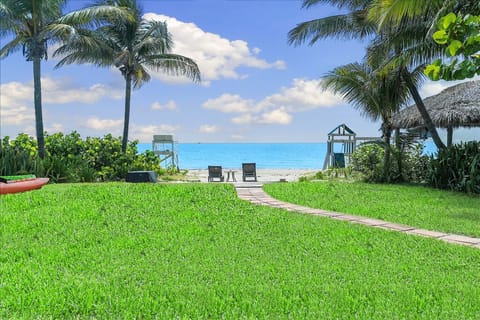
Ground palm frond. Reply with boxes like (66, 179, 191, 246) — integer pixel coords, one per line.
(144, 54, 201, 83)
(302, 0, 370, 10)
(366, 16, 445, 69)
(57, 5, 134, 28)
(288, 10, 375, 46)
(54, 29, 115, 68)
(134, 20, 173, 55)
(0, 35, 23, 58)
(369, 0, 435, 26)
(321, 63, 382, 120)
(44, 23, 76, 41)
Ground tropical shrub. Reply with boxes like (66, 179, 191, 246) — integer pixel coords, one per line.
(397, 143, 431, 183)
(351, 142, 430, 183)
(0, 135, 41, 176)
(429, 141, 480, 193)
(351, 143, 386, 182)
(1, 132, 167, 182)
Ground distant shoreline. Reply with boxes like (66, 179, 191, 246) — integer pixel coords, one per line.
(185, 168, 319, 183)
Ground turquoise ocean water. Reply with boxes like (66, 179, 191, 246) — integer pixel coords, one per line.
(137, 142, 437, 170)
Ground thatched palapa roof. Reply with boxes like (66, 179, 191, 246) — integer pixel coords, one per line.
(392, 80, 480, 129)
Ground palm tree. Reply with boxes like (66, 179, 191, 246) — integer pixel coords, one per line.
(288, 0, 448, 150)
(368, 0, 480, 148)
(0, 0, 130, 158)
(54, 0, 201, 153)
(364, 16, 449, 150)
(321, 60, 420, 180)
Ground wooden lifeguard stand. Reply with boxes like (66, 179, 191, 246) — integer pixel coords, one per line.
(323, 124, 356, 169)
(152, 135, 178, 169)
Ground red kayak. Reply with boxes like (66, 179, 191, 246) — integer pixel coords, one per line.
(0, 178, 50, 195)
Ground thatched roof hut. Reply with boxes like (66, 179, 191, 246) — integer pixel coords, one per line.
(392, 80, 480, 146)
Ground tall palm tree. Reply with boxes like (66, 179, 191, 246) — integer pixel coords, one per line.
(368, 0, 480, 148)
(55, 0, 201, 153)
(321, 60, 420, 180)
(288, 0, 448, 150)
(364, 15, 448, 150)
(0, 0, 130, 158)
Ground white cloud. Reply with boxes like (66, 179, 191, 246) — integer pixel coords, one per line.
(85, 116, 123, 130)
(1, 78, 122, 106)
(199, 124, 220, 133)
(131, 124, 180, 142)
(0, 105, 35, 125)
(143, 13, 286, 85)
(232, 113, 255, 125)
(0, 77, 123, 127)
(259, 108, 292, 124)
(259, 78, 343, 112)
(420, 76, 480, 98)
(231, 109, 292, 125)
(43, 80, 123, 104)
(151, 100, 177, 111)
(204, 78, 343, 125)
(202, 94, 254, 113)
(45, 123, 64, 134)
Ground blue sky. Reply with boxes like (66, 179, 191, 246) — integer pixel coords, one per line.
(1, 0, 479, 143)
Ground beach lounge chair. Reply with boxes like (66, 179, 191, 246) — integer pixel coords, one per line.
(208, 166, 224, 182)
(242, 163, 257, 182)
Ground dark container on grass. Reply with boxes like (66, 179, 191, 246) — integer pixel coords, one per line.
(126, 171, 157, 183)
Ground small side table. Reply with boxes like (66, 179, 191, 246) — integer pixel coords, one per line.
(226, 170, 237, 182)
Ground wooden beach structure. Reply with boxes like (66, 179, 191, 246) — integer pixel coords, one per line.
(152, 135, 178, 169)
(392, 80, 480, 147)
(322, 124, 380, 169)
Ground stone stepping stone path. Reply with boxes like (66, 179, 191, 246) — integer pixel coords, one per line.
(235, 184, 480, 250)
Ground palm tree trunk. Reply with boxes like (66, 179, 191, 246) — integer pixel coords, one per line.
(33, 57, 45, 159)
(122, 73, 132, 153)
(402, 68, 446, 150)
(394, 128, 404, 179)
(382, 120, 392, 182)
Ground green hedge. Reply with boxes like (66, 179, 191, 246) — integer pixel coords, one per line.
(0, 132, 166, 183)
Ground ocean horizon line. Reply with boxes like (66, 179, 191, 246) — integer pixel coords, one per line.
(137, 141, 330, 144)
(136, 141, 437, 170)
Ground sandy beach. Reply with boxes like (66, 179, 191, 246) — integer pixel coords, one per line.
(185, 168, 320, 183)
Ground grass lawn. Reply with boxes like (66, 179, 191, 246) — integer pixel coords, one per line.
(1, 183, 480, 318)
(264, 181, 480, 237)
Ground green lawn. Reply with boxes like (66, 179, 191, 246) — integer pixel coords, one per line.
(1, 183, 480, 318)
(264, 181, 480, 237)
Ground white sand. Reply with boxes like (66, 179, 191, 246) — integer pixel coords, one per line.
(185, 168, 320, 183)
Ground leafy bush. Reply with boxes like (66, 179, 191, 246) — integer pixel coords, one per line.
(1, 132, 166, 183)
(429, 141, 480, 194)
(0, 135, 41, 176)
(351, 143, 385, 182)
(400, 143, 430, 183)
(351, 142, 430, 183)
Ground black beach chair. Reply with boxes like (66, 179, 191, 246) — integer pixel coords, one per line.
(242, 163, 257, 182)
(208, 166, 224, 182)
